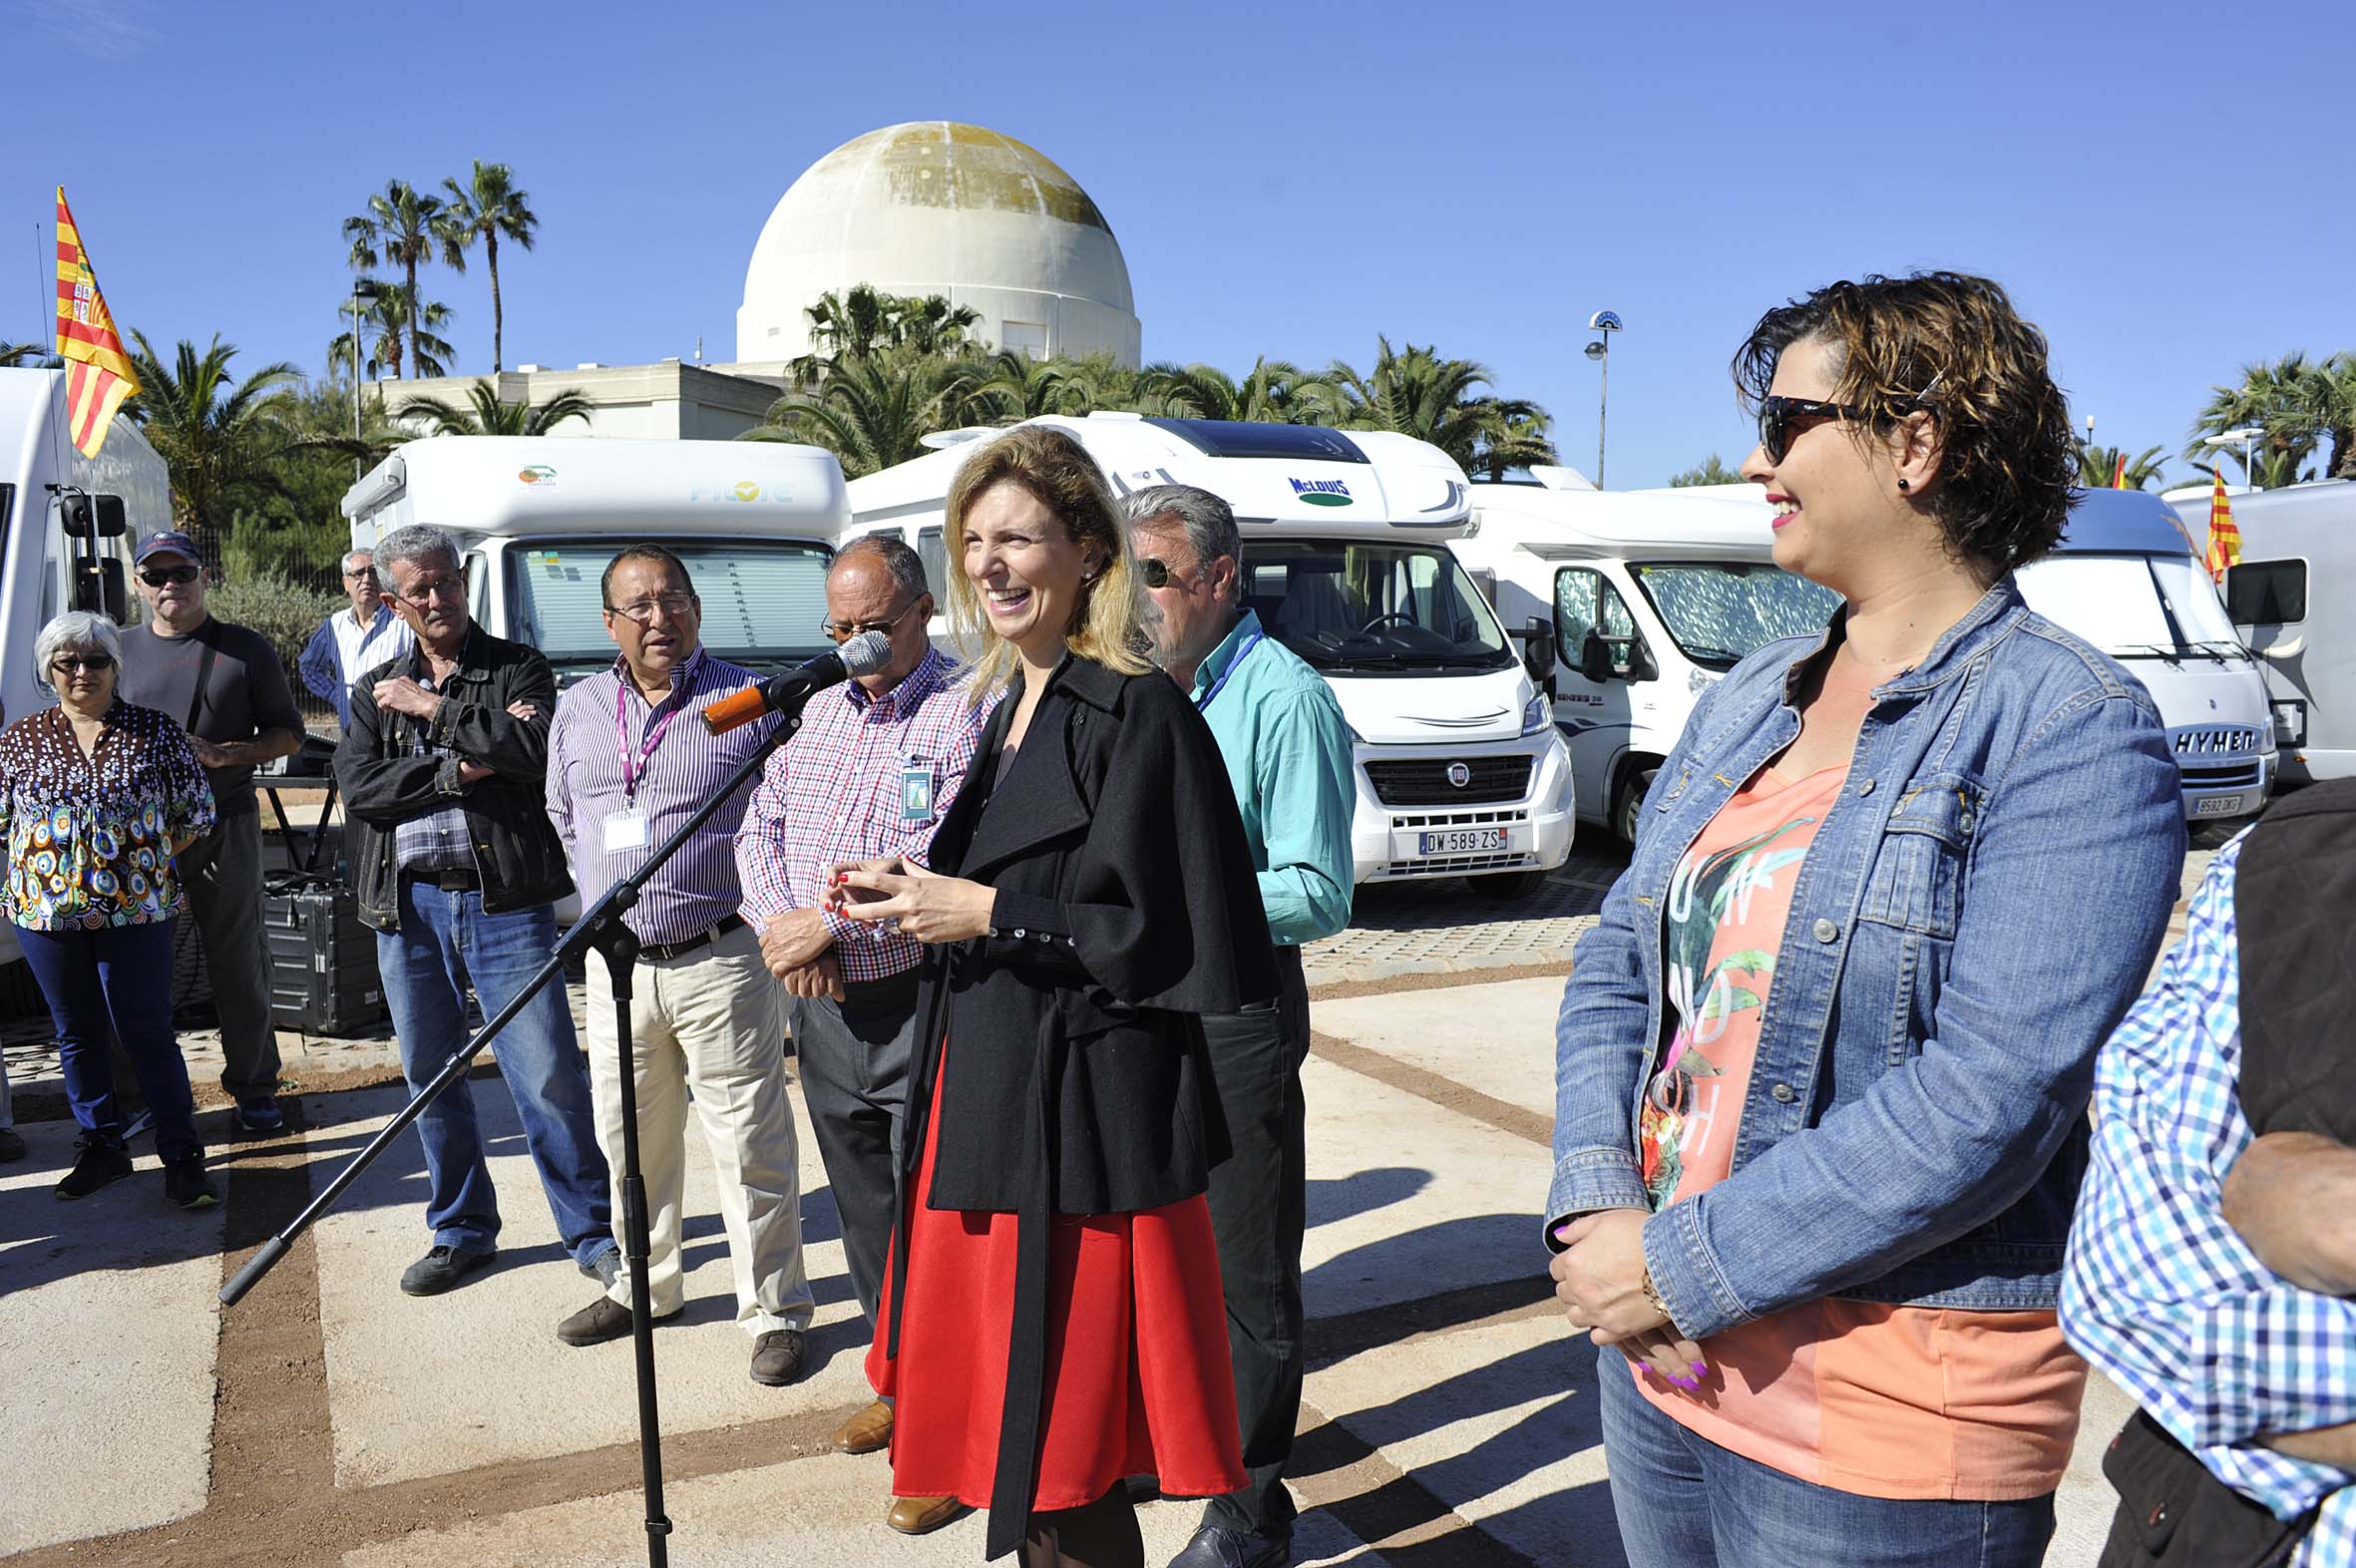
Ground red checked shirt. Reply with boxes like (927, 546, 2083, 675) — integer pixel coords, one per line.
(732, 646, 997, 982)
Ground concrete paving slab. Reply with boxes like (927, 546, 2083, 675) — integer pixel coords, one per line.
(0, 1117, 227, 1553)
(1305, 1311, 1620, 1567)
(2055, 1373, 2137, 1565)
(1315, 977, 1563, 1121)
(338, 1450, 1390, 1567)
(1300, 1054, 1549, 1320)
(305, 1077, 870, 1489)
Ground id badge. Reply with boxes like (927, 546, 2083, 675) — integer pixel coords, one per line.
(900, 759, 938, 824)
(602, 810, 651, 854)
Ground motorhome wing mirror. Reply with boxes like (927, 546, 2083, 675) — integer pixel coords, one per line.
(1522, 616, 1558, 686)
(1579, 630, 1614, 684)
(60, 493, 129, 540)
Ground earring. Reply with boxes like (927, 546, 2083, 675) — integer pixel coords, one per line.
(1897, 479, 1910, 492)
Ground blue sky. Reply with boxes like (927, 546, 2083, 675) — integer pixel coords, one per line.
(6, 0, 2351, 490)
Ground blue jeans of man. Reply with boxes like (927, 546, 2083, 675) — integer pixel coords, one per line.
(377, 881, 611, 1264)
(18, 922, 201, 1162)
(1596, 1346, 2056, 1568)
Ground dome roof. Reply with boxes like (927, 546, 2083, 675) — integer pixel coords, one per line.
(736, 122, 1141, 367)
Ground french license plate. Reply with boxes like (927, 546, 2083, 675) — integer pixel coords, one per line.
(2193, 794, 2247, 819)
(1419, 828, 1508, 855)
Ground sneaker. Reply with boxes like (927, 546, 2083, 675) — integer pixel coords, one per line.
(121, 1106, 155, 1141)
(55, 1137, 134, 1199)
(398, 1244, 497, 1296)
(580, 1245, 622, 1290)
(0, 1126, 26, 1164)
(163, 1154, 219, 1209)
(232, 1098, 286, 1137)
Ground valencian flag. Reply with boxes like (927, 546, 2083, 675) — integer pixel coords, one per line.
(53, 187, 140, 458)
(2205, 469, 2243, 584)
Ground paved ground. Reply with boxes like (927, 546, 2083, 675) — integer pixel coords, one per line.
(0, 827, 2233, 1566)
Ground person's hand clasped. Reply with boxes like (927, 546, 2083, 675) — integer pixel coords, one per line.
(188, 737, 234, 770)
(1551, 1210, 1711, 1392)
(829, 859, 995, 945)
(760, 909, 834, 977)
(372, 675, 442, 720)
(781, 953, 846, 1001)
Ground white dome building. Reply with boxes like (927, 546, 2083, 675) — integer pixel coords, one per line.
(735, 122, 1142, 369)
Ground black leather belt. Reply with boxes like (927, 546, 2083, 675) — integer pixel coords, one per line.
(401, 868, 481, 892)
(636, 913, 746, 963)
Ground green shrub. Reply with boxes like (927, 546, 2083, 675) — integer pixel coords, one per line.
(206, 571, 343, 686)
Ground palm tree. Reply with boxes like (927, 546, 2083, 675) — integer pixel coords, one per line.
(405, 379, 592, 436)
(2186, 352, 2327, 487)
(788, 285, 985, 385)
(2074, 443, 2168, 490)
(123, 333, 320, 547)
(975, 350, 1088, 423)
(2, 341, 60, 369)
(1467, 403, 1558, 481)
(748, 353, 985, 477)
(439, 161, 539, 374)
(1331, 337, 1549, 475)
(2315, 351, 2356, 480)
(1141, 358, 1342, 425)
(344, 179, 456, 379)
(328, 282, 457, 383)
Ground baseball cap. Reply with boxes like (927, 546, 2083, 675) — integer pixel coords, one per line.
(136, 530, 200, 566)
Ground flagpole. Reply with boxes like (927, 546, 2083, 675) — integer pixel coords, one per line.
(33, 222, 48, 354)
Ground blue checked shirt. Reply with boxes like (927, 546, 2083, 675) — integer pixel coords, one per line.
(2062, 833, 2354, 1563)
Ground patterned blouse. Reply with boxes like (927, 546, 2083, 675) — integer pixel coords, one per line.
(0, 700, 217, 931)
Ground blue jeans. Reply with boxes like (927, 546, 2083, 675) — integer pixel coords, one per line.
(1596, 1347, 2056, 1568)
(377, 881, 611, 1264)
(18, 922, 200, 1162)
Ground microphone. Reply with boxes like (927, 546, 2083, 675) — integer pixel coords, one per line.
(700, 630, 893, 735)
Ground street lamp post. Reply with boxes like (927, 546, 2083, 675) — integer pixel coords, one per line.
(1585, 310, 1621, 488)
(2203, 425, 2265, 491)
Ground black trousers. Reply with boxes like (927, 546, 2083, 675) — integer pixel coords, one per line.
(786, 971, 918, 1328)
(1199, 945, 1311, 1538)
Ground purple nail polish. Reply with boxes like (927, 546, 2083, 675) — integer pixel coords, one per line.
(1690, 1362, 1710, 1377)
(1669, 1373, 1700, 1390)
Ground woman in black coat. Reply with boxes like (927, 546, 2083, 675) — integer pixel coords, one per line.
(833, 424, 1278, 1568)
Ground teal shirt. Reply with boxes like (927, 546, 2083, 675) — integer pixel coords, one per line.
(1188, 609, 1356, 946)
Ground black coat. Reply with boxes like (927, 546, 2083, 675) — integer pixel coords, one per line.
(887, 652, 1278, 1558)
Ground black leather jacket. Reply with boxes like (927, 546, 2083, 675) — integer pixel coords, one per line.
(335, 625, 573, 932)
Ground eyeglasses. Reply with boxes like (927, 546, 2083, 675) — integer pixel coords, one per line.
(1758, 395, 1896, 466)
(820, 596, 923, 643)
(1139, 557, 1200, 589)
(344, 568, 380, 582)
(394, 579, 465, 606)
(138, 565, 200, 588)
(51, 654, 115, 673)
(605, 591, 698, 624)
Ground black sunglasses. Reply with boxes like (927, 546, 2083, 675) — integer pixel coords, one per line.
(139, 565, 201, 587)
(51, 653, 116, 673)
(1759, 396, 1887, 466)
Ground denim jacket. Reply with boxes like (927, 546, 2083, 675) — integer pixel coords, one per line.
(1546, 578, 2184, 1342)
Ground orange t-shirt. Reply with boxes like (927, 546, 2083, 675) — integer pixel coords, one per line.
(1634, 763, 2085, 1501)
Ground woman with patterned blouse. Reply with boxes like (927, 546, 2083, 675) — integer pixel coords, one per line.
(2, 611, 218, 1207)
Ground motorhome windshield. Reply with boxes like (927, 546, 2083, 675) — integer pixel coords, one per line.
(508, 537, 834, 675)
(2014, 553, 2248, 663)
(1241, 540, 1514, 674)
(1629, 562, 1840, 669)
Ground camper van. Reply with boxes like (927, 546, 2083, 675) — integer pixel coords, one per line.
(844, 414, 1576, 895)
(1457, 476, 2274, 839)
(0, 368, 171, 967)
(2203, 480, 2356, 783)
(341, 436, 847, 687)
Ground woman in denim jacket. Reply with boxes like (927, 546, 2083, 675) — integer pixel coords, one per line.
(1546, 272, 2185, 1567)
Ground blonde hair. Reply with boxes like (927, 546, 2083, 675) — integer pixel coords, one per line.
(942, 424, 1152, 702)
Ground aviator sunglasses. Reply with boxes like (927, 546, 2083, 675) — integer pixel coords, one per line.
(138, 564, 201, 588)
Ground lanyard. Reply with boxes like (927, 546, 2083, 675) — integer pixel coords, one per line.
(616, 679, 683, 801)
(1195, 629, 1263, 713)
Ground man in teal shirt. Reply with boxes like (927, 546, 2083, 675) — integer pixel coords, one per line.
(1125, 485, 1354, 1568)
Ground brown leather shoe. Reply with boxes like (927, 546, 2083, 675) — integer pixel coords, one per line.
(831, 1398, 894, 1454)
(557, 1296, 633, 1347)
(749, 1329, 806, 1386)
(886, 1493, 969, 1535)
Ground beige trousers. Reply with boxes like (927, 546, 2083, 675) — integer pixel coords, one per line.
(583, 921, 812, 1335)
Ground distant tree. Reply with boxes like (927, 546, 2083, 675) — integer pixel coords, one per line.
(789, 285, 983, 384)
(405, 379, 592, 437)
(124, 333, 327, 547)
(2, 341, 60, 369)
(2317, 351, 2356, 480)
(328, 281, 457, 383)
(439, 161, 539, 374)
(1468, 404, 1559, 482)
(748, 353, 985, 477)
(1668, 454, 1747, 488)
(2073, 442, 2167, 491)
(344, 180, 457, 379)
(975, 350, 1091, 423)
(1140, 357, 1342, 425)
(2186, 352, 2328, 487)
(1330, 337, 1551, 476)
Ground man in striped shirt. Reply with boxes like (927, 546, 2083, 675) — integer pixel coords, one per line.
(734, 534, 994, 1536)
(546, 544, 814, 1386)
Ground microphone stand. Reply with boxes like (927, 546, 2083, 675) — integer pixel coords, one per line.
(221, 711, 801, 1568)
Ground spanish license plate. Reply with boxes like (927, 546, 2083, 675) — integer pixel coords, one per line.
(1419, 828, 1509, 855)
(2193, 794, 2248, 819)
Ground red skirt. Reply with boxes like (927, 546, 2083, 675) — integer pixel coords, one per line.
(866, 1038, 1246, 1512)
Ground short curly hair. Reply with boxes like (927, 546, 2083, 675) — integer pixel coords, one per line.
(1732, 271, 2078, 573)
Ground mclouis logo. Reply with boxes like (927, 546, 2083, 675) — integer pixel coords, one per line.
(1290, 478, 1353, 507)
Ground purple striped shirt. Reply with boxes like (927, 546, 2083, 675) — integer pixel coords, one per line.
(546, 647, 780, 945)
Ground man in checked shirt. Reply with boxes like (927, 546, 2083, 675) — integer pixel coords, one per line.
(735, 534, 994, 1537)
(547, 544, 814, 1385)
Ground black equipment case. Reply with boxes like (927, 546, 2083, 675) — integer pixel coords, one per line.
(262, 873, 387, 1035)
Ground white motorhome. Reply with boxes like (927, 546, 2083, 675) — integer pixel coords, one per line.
(2203, 480, 2356, 783)
(1455, 478, 1838, 841)
(342, 436, 847, 687)
(1, 368, 172, 968)
(844, 414, 1576, 895)
(1458, 476, 2274, 838)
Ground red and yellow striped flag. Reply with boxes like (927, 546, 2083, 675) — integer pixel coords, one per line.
(2112, 453, 2130, 489)
(53, 187, 140, 458)
(2205, 469, 2242, 584)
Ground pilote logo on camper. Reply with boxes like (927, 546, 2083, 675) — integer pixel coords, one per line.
(1290, 477, 1353, 508)
(518, 465, 558, 486)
